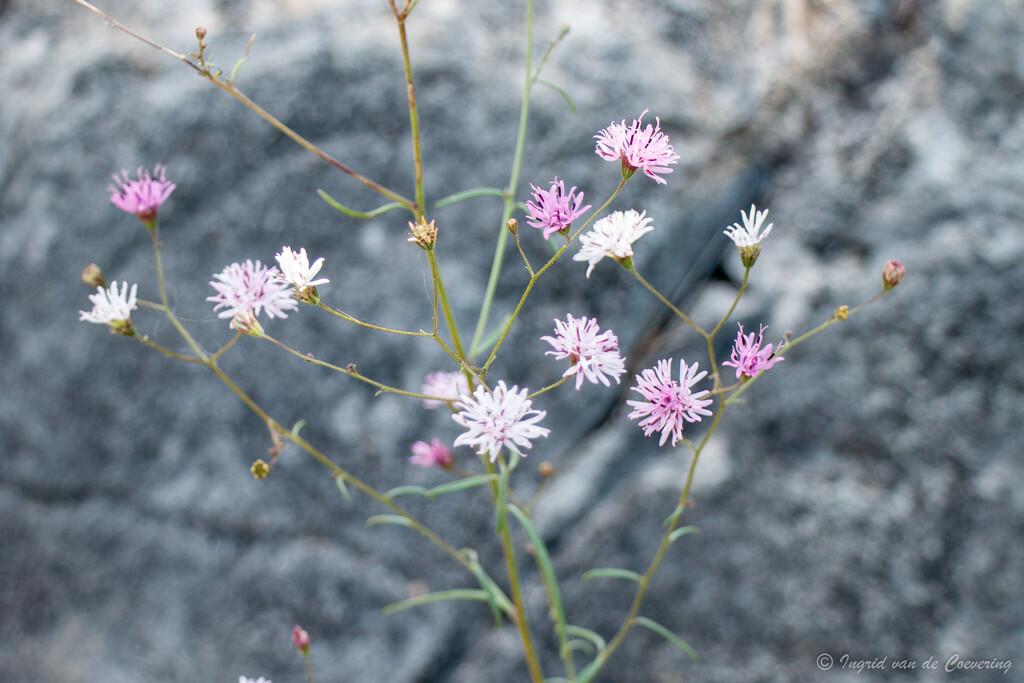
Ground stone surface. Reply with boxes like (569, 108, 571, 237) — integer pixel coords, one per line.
(2, 0, 1023, 681)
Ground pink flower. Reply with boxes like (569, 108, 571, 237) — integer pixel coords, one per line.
(452, 381, 549, 461)
(109, 164, 176, 227)
(594, 110, 679, 185)
(421, 371, 471, 409)
(79, 281, 138, 326)
(525, 178, 592, 239)
(721, 324, 784, 380)
(627, 359, 713, 447)
(409, 439, 455, 469)
(207, 259, 297, 323)
(541, 314, 626, 390)
(574, 209, 654, 278)
(291, 625, 310, 654)
(275, 246, 329, 293)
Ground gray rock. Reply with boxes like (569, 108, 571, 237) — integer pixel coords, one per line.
(2, 0, 1022, 681)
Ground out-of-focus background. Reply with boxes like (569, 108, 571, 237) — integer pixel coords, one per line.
(2, 0, 1023, 680)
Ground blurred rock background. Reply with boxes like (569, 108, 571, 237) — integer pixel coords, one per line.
(2, 0, 1023, 681)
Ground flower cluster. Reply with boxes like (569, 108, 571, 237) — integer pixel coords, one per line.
(452, 382, 549, 461)
(595, 110, 679, 184)
(542, 314, 625, 390)
(574, 209, 654, 277)
(722, 324, 784, 380)
(627, 359, 713, 447)
(525, 178, 591, 239)
(207, 260, 297, 324)
(108, 164, 176, 228)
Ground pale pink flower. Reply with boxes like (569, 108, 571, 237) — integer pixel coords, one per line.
(79, 281, 138, 325)
(452, 381, 549, 461)
(594, 109, 679, 184)
(723, 204, 773, 248)
(525, 178, 592, 239)
(421, 371, 471, 409)
(573, 209, 654, 278)
(409, 439, 455, 469)
(207, 260, 297, 323)
(275, 246, 329, 293)
(108, 164, 176, 227)
(721, 324, 784, 380)
(627, 359, 713, 447)
(239, 677, 272, 683)
(541, 314, 625, 390)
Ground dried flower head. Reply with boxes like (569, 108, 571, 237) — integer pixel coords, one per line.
(721, 324, 784, 380)
(573, 209, 654, 278)
(452, 381, 550, 461)
(108, 164, 176, 228)
(525, 178, 592, 239)
(207, 260, 297, 325)
(408, 216, 438, 250)
(594, 110, 679, 184)
(541, 314, 625, 390)
(627, 359, 713, 447)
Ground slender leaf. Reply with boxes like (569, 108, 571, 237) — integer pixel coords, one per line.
(434, 186, 507, 208)
(632, 616, 699, 662)
(228, 34, 255, 82)
(333, 474, 351, 503)
(581, 567, 642, 583)
(535, 79, 577, 113)
(290, 419, 307, 436)
(365, 514, 415, 529)
(566, 625, 606, 653)
(426, 474, 496, 498)
(473, 313, 513, 358)
(566, 638, 595, 656)
(669, 525, 701, 544)
(463, 548, 514, 625)
(318, 189, 405, 218)
(662, 504, 685, 528)
(385, 485, 431, 500)
(381, 589, 491, 616)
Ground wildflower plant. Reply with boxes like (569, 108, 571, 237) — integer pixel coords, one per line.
(72, 0, 905, 681)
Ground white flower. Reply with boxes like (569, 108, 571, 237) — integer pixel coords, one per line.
(452, 381, 550, 461)
(541, 314, 626, 390)
(275, 246, 329, 292)
(723, 204, 774, 247)
(239, 677, 272, 683)
(207, 259, 297, 324)
(573, 209, 654, 278)
(79, 281, 138, 325)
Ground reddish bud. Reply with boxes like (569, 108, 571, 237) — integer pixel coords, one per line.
(882, 260, 905, 290)
(292, 625, 310, 654)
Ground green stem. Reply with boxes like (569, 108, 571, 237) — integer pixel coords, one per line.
(629, 267, 705, 338)
(389, 0, 426, 214)
(428, 250, 468, 360)
(317, 302, 432, 337)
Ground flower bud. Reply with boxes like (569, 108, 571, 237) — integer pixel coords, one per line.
(82, 263, 106, 289)
(230, 311, 265, 337)
(834, 305, 849, 321)
(251, 459, 270, 479)
(292, 625, 310, 655)
(538, 461, 555, 477)
(195, 26, 207, 40)
(882, 260, 905, 290)
(505, 218, 518, 235)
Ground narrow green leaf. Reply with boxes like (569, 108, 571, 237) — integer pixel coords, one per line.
(662, 504, 685, 528)
(576, 659, 602, 683)
(565, 638, 595, 656)
(365, 514, 415, 529)
(669, 525, 701, 544)
(385, 485, 431, 500)
(581, 567, 642, 583)
(535, 79, 577, 113)
(228, 34, 256, 83)
(473, 313, 513, 359)
(632, 616, 699, 662)
(434, 186, 507, 209)
(566, 625, 606, 653)
(318, 189, 405, 218)
(290, 419, 307, 436)
(333, 474, 351, 503)
(426, 474, 496, 498)
(463, 548, 514, 624)
(381, 589, 491, 616)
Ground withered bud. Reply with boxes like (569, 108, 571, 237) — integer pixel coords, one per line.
(230, 310, 264, 337)
(251, 459, 270, 479)
(882, 260, 905, 290)
(538, 462, 555, 477)
(408, 216, 437, 250)
(195, 26, 207, 40)
(82, 263, 106, 288)
(505, 218, 519, 235)
(834, 305, 849, 321)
